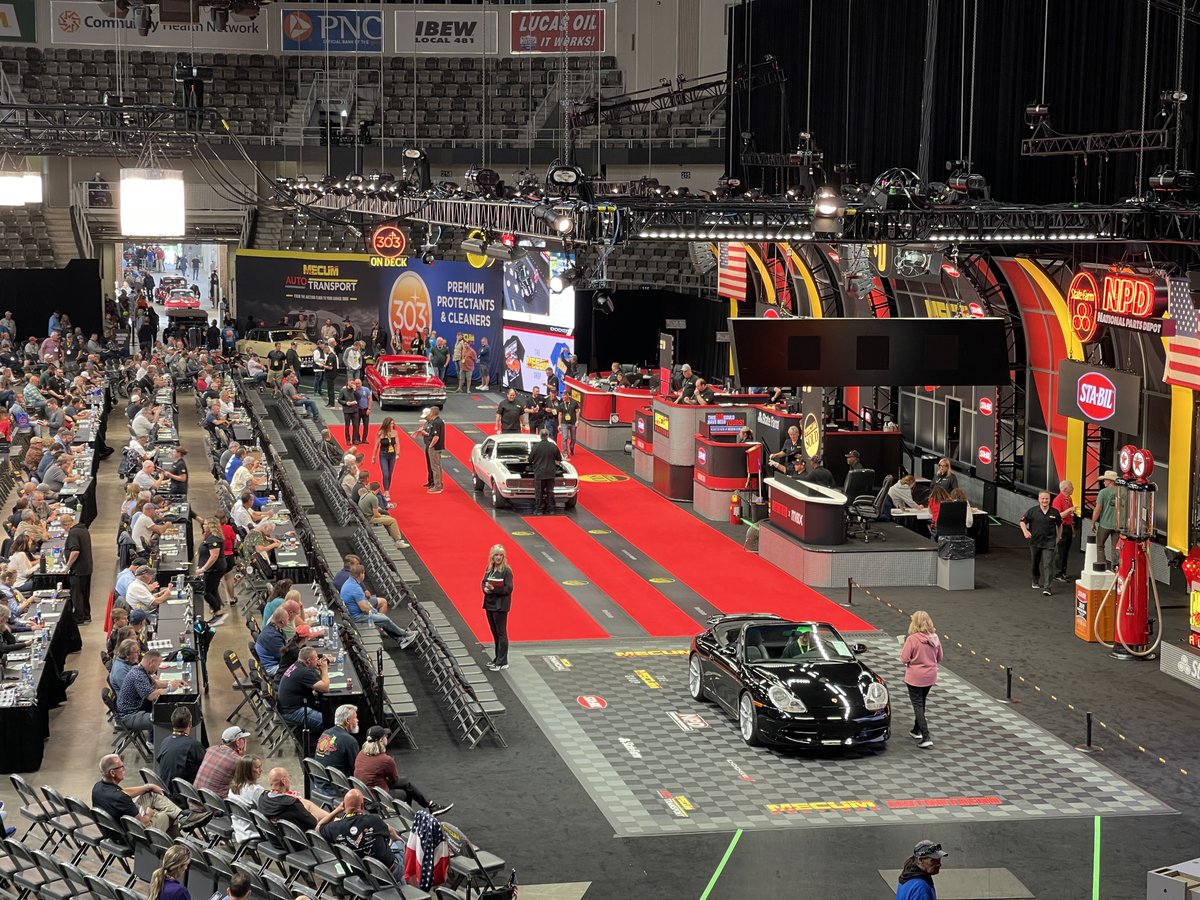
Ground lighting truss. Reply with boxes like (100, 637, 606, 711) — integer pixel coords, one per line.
(1020, 128, 1172, 157)
(567, 58, 785, 131)
(0, 102, 214, 156)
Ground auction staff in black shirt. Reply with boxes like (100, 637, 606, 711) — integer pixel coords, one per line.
(798, 456, 836, 488)
(560, 392, 579, 458)
(266, 342, 287, 390)
(683, 378, 716, 405)
(771, 425, 802, 469)
(525, 386, 546, 431)
(495, 388, 525, 433)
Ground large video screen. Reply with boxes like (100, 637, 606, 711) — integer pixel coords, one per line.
(502, 246, 576, 334)
(500, 324, 576, 395)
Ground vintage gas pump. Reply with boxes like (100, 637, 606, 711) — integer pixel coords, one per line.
(1100, 444, 1162, 660)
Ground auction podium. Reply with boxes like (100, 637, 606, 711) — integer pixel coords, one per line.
(566, 377, 651, 452)
(632, 407, 654, 482)
(693, 435, 753, 522)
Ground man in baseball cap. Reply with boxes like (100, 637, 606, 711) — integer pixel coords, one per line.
(896, 840, 948, 899)
(192, 726, 252, 799)
(1093, 469, 1121, 571)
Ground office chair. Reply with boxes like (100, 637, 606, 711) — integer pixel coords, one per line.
(933, 499, 968, 537)
(847, 475, 893, 543)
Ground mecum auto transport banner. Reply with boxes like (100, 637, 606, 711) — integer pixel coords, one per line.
(236, 249, 378, 339)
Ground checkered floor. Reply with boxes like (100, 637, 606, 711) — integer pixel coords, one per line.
(504, 635, 1175, 837)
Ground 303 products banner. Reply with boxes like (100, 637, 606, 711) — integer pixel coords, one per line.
(235, 249, 378, 340)
(381, 262, 504, 382)
(501, 324, 575, 395)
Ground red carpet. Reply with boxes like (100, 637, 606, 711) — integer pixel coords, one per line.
(333, 426, 608, 643)
(458, 424, 871, 633)
(525, 516, 702, 637)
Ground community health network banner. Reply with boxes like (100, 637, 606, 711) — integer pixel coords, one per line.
(235, 249, 377, 338)
(380, 261, 503, 379)
(50, 1, 269, 50)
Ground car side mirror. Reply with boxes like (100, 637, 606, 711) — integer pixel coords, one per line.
(851, 643, 868, 654)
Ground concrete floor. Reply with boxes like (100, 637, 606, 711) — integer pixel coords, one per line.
(0, 389, 308, 810)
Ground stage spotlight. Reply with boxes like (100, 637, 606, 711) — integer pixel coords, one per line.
(550, 266, 580, 294)
(947, 171, 990, 200)
(421, 249, 436, 265)
(1149, 166, 1197, 193)
(535, 205, 575, 236)
(593, 290, 615, 315)
(812, 185, 843, 217)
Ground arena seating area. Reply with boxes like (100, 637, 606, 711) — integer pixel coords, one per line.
(0, 206, 57, 268)
(0, 46, 720, 147)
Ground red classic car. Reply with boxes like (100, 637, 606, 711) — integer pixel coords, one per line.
(365, 354, 448, 409)
(154, 275, 189, 303)
(164, 287, 200, 309)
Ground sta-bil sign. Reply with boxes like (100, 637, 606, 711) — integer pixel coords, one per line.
(1067, 268, 1172, 343)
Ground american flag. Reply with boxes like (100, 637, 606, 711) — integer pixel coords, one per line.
(1164, 276, 1200, 391)
(717, 242, 748, 301)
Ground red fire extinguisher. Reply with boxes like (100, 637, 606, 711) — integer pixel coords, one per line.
(730, 492, 742, 524)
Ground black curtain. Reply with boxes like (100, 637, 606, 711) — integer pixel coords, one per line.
(0, 260, 102, 339)
(729, 0, 1200, 204)
(576, 288, 730, 382)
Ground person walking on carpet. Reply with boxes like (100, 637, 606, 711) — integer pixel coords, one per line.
(482, 544, 512, 671)
(372, 417, 398, 497)
(900, 610, 942, 750)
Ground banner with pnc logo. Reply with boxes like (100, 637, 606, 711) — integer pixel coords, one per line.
(281, 7, 383, 53)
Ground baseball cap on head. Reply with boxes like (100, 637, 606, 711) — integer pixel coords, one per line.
(913, 841, 948, 859)
(222, 726, 250, 743)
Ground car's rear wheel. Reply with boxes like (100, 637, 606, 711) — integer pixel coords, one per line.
(473, 471, 484, 491)
(687, 654, 707, 702)
(491, 481, 507, 509)
(564, 495, 577, 509)
(738, 692, 763, 746)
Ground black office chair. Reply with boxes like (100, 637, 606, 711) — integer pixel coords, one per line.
(843, 468, 876, 501)
(934, 499, 968, 537)
(847, 475, 893, 543)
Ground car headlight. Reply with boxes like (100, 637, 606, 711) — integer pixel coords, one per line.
(863, 681, 888, 711)
(767, 684, 807, 714)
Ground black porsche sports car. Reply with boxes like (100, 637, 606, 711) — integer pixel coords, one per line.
(688, 614, 891, 748)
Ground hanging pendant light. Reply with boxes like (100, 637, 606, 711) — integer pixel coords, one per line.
(120, 167, 185, 236)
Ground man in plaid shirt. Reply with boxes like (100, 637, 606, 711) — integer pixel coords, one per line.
(193, 726, 251, 799)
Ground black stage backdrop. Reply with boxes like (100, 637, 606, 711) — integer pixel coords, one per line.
(577, 288, 730, 382)
(0, 259, 102, 339)
(729, 0, 1200, 205)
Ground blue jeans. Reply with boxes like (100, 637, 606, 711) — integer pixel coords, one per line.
(296, 399, 320, 419)
(355, 612, 406, 641)
(313, 371, 324, 396)
(380, 453, 395, 491)
(281, 706, 323, 730)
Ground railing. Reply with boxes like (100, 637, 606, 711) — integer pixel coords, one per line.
(68, 182, 95, 260)
(73, 181, 245, 212)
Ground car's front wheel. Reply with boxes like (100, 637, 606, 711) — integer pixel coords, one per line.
(491, 482, 508, 509)
(738, 692, 763, 746)
(687, 654, 707, 702)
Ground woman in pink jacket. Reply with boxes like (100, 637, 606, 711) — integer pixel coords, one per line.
(900, 610, 943, 749)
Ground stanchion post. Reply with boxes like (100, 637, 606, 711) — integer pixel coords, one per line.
(845, 577, 854, 606)
(1076, 710, 1103, 753)
(999, 666, 1019, 704)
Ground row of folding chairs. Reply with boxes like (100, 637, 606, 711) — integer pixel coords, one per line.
(408, 601, 506, 749)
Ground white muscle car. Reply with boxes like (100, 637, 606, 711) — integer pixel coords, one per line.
(471, 434, 580, 509)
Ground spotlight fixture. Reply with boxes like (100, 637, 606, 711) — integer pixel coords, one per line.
(593, 290, 615, 315)
(550, 265, 580, 294)
(947, 171, 990, 200)
(810, 184, 846, 237)
(465, 165, 502, 197)
(535, 205, 575, 236)
(546, 164, 594, 202)
(421, 249, 436, 265)
(1149, 166, 1197, 193)
(1024, 102, 1051, 129)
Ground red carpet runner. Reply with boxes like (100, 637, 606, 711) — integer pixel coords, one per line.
(457, 424, 871, 633)
(333, 426, 607, 643)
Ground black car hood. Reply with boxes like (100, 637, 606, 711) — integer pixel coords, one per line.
(752, 660, 877, 711)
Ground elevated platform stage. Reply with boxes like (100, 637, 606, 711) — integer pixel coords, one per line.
(759, 521, 938, 588)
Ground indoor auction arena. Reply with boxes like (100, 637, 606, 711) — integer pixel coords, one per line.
(0, 2, 1198, 899)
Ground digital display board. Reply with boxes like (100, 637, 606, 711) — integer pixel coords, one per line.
(502, 246, 576, 334)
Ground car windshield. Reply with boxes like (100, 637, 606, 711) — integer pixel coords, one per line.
(380, 362, 426, 379)
(496, 443, 532, 462)
(269, 330, 306, 343)
(742, 623, 853, 662)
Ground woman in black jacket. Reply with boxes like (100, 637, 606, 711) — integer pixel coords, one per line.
(482, 544, 513, 671)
